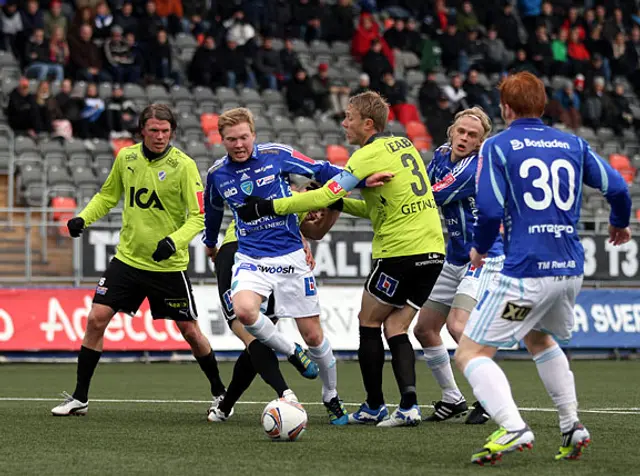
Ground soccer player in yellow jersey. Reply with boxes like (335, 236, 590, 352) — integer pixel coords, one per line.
(51, 104, 226, 418)
(238, 91, 446, 427)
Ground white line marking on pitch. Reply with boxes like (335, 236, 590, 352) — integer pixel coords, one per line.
(0, 397, 639, 415)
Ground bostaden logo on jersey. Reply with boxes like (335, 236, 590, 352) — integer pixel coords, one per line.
(510, 138, 571, 150)
(128, 187, 164, 210)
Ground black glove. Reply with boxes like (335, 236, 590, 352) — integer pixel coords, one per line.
(152, 237, 176, 262)
(67, 217, 85, 238)
(327, 198, 344, 211)
(237, 196, 275, 222)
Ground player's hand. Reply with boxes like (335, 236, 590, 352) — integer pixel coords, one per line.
(237, 196, 275, 222)
(469, 247, 487, 268)
(303, 239, 316, 270)
(152, 237, 176, 262)
(608, 225, 631, 246)
(365, 171, 394, 188)
(205, 246, 218, 263)
(67, 217, 85, 238)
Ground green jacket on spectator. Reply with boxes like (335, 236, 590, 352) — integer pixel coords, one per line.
(551, 39, 568, 62)
(420, 37, 441, 73)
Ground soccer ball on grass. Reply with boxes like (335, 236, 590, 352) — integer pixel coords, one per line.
(261, 399, 308, 441)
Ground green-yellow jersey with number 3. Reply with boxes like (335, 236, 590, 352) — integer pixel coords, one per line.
(274, 133, 445, 259)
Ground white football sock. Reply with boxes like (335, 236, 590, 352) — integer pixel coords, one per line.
(533, 343, 579, 433)
(464, 356, 526, 431)
(244, 313, 296, 356)
(309, 337, 338, 402)
(423, 345, 464, 403)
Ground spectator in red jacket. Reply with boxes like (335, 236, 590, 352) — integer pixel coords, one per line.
(567, 26, 590, 74)
(351, 13, 394, 67)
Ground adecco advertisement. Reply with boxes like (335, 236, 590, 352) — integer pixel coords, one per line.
(0, 287, 638, 351)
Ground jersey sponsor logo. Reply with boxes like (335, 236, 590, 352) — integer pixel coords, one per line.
(95, 286, 108, 295)
(196, 190, 204, 213)
(223, 187, 238, 198)
(401, 198, 436, 215)
(220, 179, 233, 187)
(166, 157, 178, 168)
(234, 262, 258, 276)
(158, 170, 166, 181)
(511, 138, 571, 150)
(257, 264, 294, 274)
(376, 272, 399, 297)
(304, 276, 317, 296)
(465, 264, 482, 279)
(164, 298, 189, 309)
(128, 187, 164, 210)
(241, 172, 250, 180)
(240, 181, 254, 195)
(222, 290, 233, 316)
(236, 167, 250, 174)
(445, 217, 458, 225)
(384, 137, 413, 154)
(254, 164, 274, 173)
(328, 181, 343, 194)
(257, 174, 276, 187)
(259, 148, 280, 155)
(125, 152, 137, 161)
(292, 150, 315, 164)
(98, 277, 106, 286)
(432, 173, 455, 192)
(528, 223, 575, 238)
(501, 302, 531, 322)
(537, 260, 576, 270)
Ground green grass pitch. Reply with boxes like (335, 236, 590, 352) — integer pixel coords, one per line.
(1, 360, 639, 475)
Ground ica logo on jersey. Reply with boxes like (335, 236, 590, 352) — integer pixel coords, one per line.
(129, 187, 164, 210)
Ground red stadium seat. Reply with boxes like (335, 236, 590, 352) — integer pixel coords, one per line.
(51, 196, 77, 237)
(207, 131, 222, 145)
(609, 154, 631, 171)
(111, 138, 134, 156)
(326, 145, 349, 166)
(201, 113, 219, 135)
(387, 108, 395, 122)
(620, 168, 636, 184)
(636, 209, 640, 220)
(412, 137, 431, 152)
(405, 121, 428, 141)
(392, 103, 420, 125)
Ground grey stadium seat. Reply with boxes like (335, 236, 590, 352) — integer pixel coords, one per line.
(44, 152, 66, 168)
(272, 115, 295, 132)
(68, 152, 93, 168)
(64, 139, 87, 155)
(147, 84, 168, 102)
(294, 116, 316, 134)
(216, 87, 239, 102)
(71, 166, 97, 186)
(48, 165, 73, 186)
(240, 87, 261, 102)
(94, 153, 114, 170)
(186, 141, 209, 157)
(211, 143, 227, 159)
(171, 85, 193, 102)
(24, 183, 47, 206)
(193, 86, 215, 102)
(19, 163, 44, 188)
(261, 89, 285, 105)
(14, 135, 38, 155)
(124, 83, 146, 100)
(16, 152, 43, 170)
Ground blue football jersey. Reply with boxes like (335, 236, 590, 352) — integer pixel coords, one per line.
(473, 118, 631, 278)
(203, 143, 344, 258)
(427, 144, 504, 266)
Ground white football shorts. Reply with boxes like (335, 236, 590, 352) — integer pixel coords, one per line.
(464, 273, 583, 347)
(231, 248, 320, 319)
(425, 256, 505, 313)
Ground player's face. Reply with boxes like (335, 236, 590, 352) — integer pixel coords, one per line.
(222, 122, 256, 162)
(342, 105, 367, 146)
(450, 116, 484, 158)
(142, 118, 172, 153)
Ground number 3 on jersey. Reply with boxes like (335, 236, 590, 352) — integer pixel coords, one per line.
(519, 158, 576, 211)
(401, 153, 428, 197)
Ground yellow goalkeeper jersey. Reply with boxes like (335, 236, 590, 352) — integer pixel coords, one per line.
(79, 143, 205, 272)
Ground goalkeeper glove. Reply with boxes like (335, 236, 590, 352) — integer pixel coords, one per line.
(67, 217, 85, 238)
(152, 237, 176, 262)
(237, 196, 275, 222)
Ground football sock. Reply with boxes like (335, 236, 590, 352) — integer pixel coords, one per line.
(245, 313, 296, 356)
(533, 344, 579, 433)
(196, 350, 226, 397)
(388, 334, 417, 409)
(423, 344, 464, 403)
(309, 337, 338, 402)
(464, 356, 526, 431)
(72, 345, 101, 403)
(248, 339, 288, 397)
(358, 326, 385, 409)
(219, 349, 255, 415)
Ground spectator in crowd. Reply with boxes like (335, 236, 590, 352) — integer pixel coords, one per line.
(286, 67, 315, 117)
(464, 28, 486, 72)
(78, 82, 107, 139)
(292, 0, 322, 43)
(254, 37, 282, 90)
(585, 53, 610, 87)
(114, 2, 138, 35)
(594, 4, 607, 31)
(48, 26, 69, 82)
(518, 0, 542, 40)
(324, 0, 355, 43)
(495, 1, 520, 51)
(379, 71, 407, 106)
(46, 83, 72, 140)
(68, 6, 93, 39)
(34, 79, 52, 133)
(611, 32, 636, 78)
(69, 24, 108, 82)
(188, 34, 225, 89)
(1, 1, 25, 56)
(384, 17, 409, 50)
(224, 8, 256, 53)
(147, 28, 177, 86)
(363, 39, 393, 91)
(155, 0, 184, 36)
(352, 12, 393, 66)
(24, 28, 51, 79)
(182, 0, 209, 36)
(104, 25, 139, 84)
(21, 0, 44, 40)
(464, 68, 499, 119)
(610, 81, 635, 136)
(418, 70, 441, 117)
(585, 25, 613, 63)
(419, 32, 441, 73)
(551, 25, 570, 75)
(603, 7, 627, 42)
(280, 37, 302, 82)
(573, 74, 586, 103)
(483, 25, 512, 73)
(352, 72, 371, 96)
(55, 78, 80, 122)
(549, 79, 581, 130)
(442, 71, 468, 112)
(457, 1, 480, 33)
(93, 1, 114, 45)
(528, 24, 553, 77)
(630, 26, 640, 71)
(43, 1, 67, 39)
(7, 77, 40, 137)
(582, 76, 615, 132)
(404, 17, 423, 56)
(582, 8, 597, 38)
(538, 2, 561, 38)
(438, 22, 465, 72)
(510, 47, 539, 75)
(310, 63, 350, 118)
(220, 38, 257, 89)
(426, 93, 454, 146)
(561, 7, 585, 41)
(107, 83, 138, 135)
(138, 0, 163, 45)
(567, 26, 590, 74)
